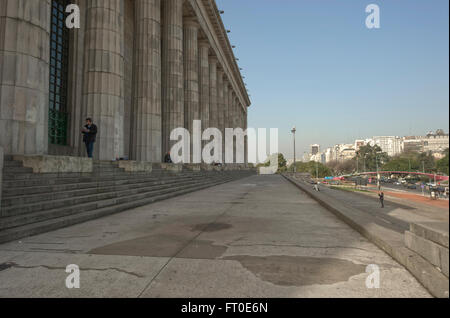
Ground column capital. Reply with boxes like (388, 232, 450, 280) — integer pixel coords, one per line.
(198, 40, 210, 49)
(209, 55, 218, 64)
(183, 17, 200, 29)
(222, 74, 229, 83)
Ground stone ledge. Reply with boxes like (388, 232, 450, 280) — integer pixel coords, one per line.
(410, 222, 449, 249)
(282, 173, 449, 298)
(184, 164, 202, 172)
(118, 161, 153, 173)
(158, 163, 183, 173)
(12, 155, 93, 173)
(405, 230, 449, 278)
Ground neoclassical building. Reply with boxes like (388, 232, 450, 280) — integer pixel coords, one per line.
(0, 0, 250, 162)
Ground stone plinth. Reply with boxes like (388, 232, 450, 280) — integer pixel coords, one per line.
(118, 160, 153, 173)
(160, 163, 183, 172)
(184, 164, 201, 172)
(13, 155, 93, 173)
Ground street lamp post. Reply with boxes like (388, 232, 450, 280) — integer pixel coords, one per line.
(291, 127, 296, 173)
(376, 154, 381, 190)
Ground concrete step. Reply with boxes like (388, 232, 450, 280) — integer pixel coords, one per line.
(2, 167, 34, 174)
(2, 161, 23, 168)
(1, 174, 226, 217)
(0, 176, 233, 230)
(0, 175, 242, 244)
(1, 172, 211, 197)
(1, 170, 203, 188)
(1, 173, 215, 207)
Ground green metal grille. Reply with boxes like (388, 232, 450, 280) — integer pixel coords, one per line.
(49, 109, 68, 146)
(48, 0, 70, 145)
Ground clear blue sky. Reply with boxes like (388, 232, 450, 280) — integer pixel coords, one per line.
(217, 0, 449, 159)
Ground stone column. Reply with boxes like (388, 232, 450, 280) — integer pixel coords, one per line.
(216, 68, 224, 143)
(223, 77, 229, 131)
(161, 0, 183, 158)
(227, 85, 233, 131)
(83, 0, 125, 160)
(222, 77, 229, 163)
(132, 0, 161, 162)
(244, 106, 248, 165)
(183, 18, 200, 138)
(208, 56, 218, 130)
(198, 41, 210, 133)
(0, 0, 51, 155)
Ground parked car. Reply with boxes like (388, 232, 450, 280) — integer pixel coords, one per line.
(407, 184, 417, 190)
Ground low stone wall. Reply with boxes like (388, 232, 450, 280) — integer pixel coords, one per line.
(159, 163, 184, 173)
(13, 155, 93, 173)
(184, 164, 202, 172)
(118, 161, 153, 173)
(282, 173, 449, 298)
(405, 222, 449, 278)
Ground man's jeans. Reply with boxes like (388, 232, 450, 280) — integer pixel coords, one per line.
(85, 141, 94, 158)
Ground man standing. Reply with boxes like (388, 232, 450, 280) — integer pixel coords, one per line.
(378, 192, 385, 208)
(82, 118, 97, 158)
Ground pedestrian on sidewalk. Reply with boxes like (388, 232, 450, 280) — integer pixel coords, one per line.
(378, 192, 384, 208)
(81, 118, 97, 158)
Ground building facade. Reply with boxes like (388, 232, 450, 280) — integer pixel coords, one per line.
(371, 136, 402, 157)
(0, 0, 250, 162)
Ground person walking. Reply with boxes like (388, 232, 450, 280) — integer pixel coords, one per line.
(81, 118, 97, 158)
(378, 192, 385, 208)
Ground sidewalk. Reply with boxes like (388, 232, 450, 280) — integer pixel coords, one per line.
(283, 174, 449, 298)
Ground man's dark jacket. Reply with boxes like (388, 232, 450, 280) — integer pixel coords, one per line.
(83, 124, 98, 143)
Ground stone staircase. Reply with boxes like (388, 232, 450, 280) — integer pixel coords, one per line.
(0, 156, 255, 244)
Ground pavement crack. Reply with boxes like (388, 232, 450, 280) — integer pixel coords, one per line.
(228, 243, 370, 251)
(3, 262, 144, 278)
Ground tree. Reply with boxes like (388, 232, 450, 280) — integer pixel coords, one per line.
(291, 161, 333, 178)
(436, 148, 449, 175)
(355, 145, 389, 172)
(260, 153, 287, 173)
(382, 151, 436, 173)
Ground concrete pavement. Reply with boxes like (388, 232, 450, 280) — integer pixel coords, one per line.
(0, 175, 430, 297)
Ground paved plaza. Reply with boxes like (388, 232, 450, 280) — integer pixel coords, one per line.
(0, 175, 430, 298)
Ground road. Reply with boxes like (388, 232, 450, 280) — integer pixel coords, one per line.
(0, 175, 430, 298)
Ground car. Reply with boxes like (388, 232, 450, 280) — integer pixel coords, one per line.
(407, 184, 417, 190)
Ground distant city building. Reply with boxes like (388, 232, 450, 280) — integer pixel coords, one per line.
(422, 130, 449, 153)
(354, 140, 366, 151)
(311, 144, 320, 155)
(309, 129, 448, 165)
(371, 136, 402, 157)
